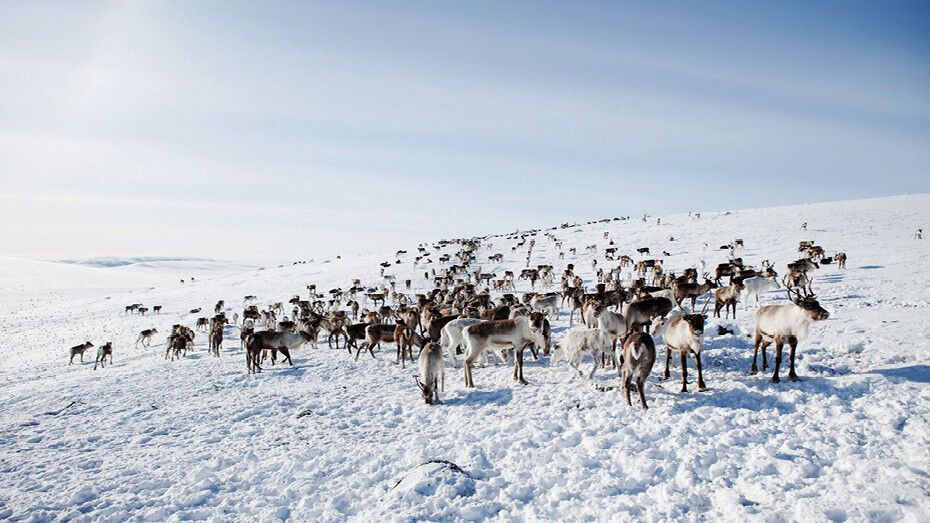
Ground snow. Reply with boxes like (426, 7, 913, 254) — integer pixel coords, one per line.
(1, 194, 928, 521)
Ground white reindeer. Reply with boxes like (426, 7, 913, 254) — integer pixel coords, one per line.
(550, 328, 615, 380)
(741, 275, 781, 309)
(751, 293, 830, 383)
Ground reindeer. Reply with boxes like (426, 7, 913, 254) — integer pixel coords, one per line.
(550, 329, 615, 380)
(354, 323, 398, 361)
(69, 342, 94, 365)
(415, 342, 445, 405)
(751, 291, 829, 383)
(439, 317, 485, 367)
(529, 293, 560, 319)
(713, 281, 744, 319)
(619, 332, 656, 409)
(835, 252, 847, 270)
(166, 330, 194, 361)
(462, 314, 545, 387)
(317, 315, 348, 348)
(136, 328, 158, 347)
(625, 297, 674, 333)
(652, 309, 709, 393)
(246, 330, 315, 373)
(93, 342, 113, 370)
(673, 279, 717, 310)
(741, 275, 781, 309)
(394, 320, 424, 369)
(209, 323, 223, 357)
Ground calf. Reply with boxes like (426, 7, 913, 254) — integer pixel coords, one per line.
(550, 328, 614, 380)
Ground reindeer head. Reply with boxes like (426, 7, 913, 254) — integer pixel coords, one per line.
(794, 295, 829, 321)
(413, 375, 434, 405)
(650, 315, 668, 336)
(682, 314, 705, 336)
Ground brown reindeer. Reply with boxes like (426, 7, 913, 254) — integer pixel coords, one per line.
(69, 342, 94, 365)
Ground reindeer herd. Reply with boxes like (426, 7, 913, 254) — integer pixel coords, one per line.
(69, 221, 847, 411)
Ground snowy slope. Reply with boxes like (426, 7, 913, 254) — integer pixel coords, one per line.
(0, 194, 928, 521)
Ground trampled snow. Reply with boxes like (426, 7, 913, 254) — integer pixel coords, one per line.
(0, 194, 928, 521)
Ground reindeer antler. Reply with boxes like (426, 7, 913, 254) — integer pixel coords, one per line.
(700, 297, 711, 315)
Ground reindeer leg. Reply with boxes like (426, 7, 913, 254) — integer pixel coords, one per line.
(761, 340, 770, 370)
(680, 351, 688, 393)
(695, 350, 706, 391)
(664, 346, 672, 379)
(751, 332, 761, 374)
(787, 336, 799, 381)
(637, 374, 648, 409)
(772, 338, 783, 383)
(516, 345, 528, 385)
(624, 371, 633, 406)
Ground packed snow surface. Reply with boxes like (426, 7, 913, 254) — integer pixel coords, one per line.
(1, 194, 928, 521)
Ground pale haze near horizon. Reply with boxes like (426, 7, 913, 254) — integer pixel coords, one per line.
(2, 1, 929, 263)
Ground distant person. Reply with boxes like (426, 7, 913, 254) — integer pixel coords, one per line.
(917, 228, 923, 240)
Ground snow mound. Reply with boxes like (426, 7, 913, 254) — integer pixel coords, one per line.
(372, 461, 477, 519)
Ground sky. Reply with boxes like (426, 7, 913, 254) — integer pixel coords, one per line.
(1, 1, 929, 262)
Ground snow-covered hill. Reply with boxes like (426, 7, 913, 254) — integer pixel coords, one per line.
(0, 194, 928, 521)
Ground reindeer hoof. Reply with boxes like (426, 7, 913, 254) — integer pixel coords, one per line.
(789, 374, 799, 382)
(772, 376, 780, 383)
(698, 385, 707, 392)
(749, 366, 758, 375)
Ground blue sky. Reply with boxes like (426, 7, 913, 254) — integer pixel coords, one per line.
(2, 1, 928, 261)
